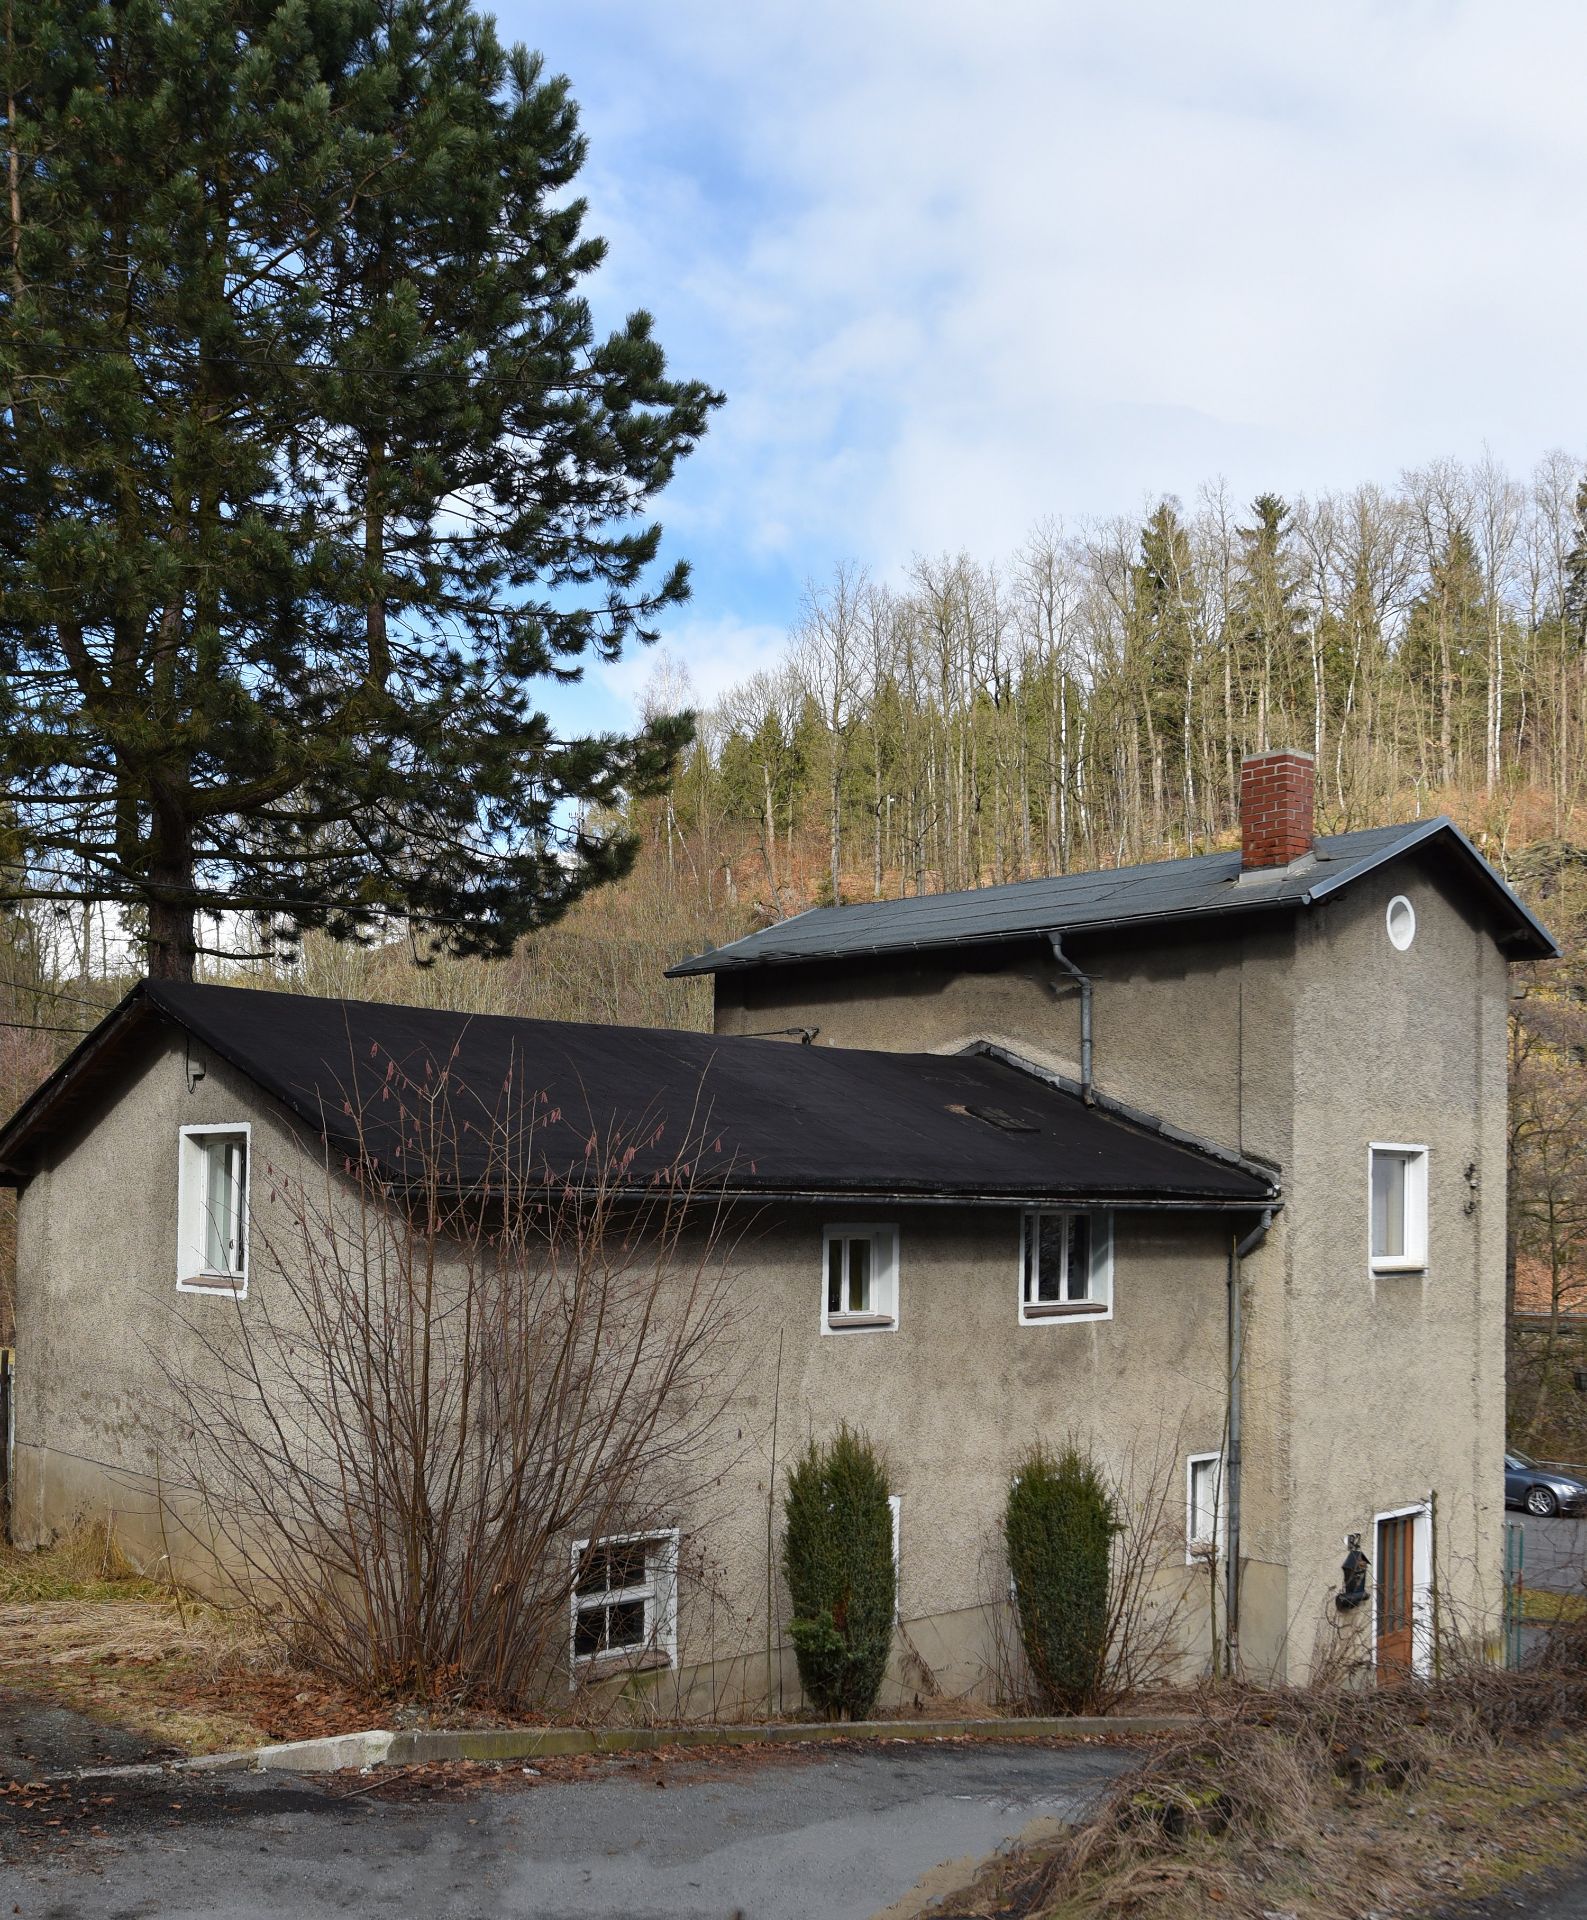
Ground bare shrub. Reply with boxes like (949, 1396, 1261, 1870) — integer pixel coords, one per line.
(160, 1045, 743, 1709)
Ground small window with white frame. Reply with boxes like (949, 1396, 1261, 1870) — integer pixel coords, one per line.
(1369, 1144, 1428, 1273)
(569, 1529, 678, 1674)
(1019, 1209, 1113, 1322)
(177, 1124, 250, 1293)
(822, 1224, 899, 1332)
(1187, 1452, 1224, 1564)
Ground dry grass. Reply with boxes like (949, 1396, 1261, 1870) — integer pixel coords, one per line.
(0, 1527, 380, 1754)
(935, 1648, 1587, 1920)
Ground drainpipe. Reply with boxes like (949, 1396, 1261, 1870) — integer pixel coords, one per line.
(1225, 1206, 1272, 1677)
(1046, 934, 1094, 1104)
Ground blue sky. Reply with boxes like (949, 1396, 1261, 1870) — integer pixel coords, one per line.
(495, 1, 1587, 735)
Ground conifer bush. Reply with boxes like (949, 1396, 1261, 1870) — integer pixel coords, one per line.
(781, 1425, 895, 1719)
(1005, 1442, 1117, 1713)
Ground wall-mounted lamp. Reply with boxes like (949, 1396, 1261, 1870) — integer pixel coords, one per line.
(185, 1037, 207, 1095)
(1336, 1534, 1370, 1612)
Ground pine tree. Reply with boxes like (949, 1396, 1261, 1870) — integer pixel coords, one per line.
(0, 0, 721, 977)
(1564, 479, 1587, 650)
(1127, 500, 1198, 832)
(1233, 493, 1307, 752)
(1401, 526, 1490, 787)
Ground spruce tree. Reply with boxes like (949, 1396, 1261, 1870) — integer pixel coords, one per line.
(0, 0, 721, 977)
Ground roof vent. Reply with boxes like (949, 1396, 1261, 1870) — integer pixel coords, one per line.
(1240, 749, 1314, 872)
(953, 1102, 1039, 1134)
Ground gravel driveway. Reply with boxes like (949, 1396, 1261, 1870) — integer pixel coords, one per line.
(0, 1737, 1137, 1920)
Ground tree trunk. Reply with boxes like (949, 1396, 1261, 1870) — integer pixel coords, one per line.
(146, 889, 196, 979)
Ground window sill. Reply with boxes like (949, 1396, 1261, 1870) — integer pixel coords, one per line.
(826, 1312, 897, 1331)
(573, 1648, 674, 1677)
(1370, 1259, 1426, 1277)
(177, 1273, 247, 1296)
(1022, 1300, 1109, 1319)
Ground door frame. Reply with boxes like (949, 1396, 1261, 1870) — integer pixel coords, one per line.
(1371, 1500, 1433, 1679)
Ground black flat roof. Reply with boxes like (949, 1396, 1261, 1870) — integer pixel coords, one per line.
(666, 818, 1557, 975)
(0, 981, 1278, 1209)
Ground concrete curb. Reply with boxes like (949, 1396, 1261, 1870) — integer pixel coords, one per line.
(193, 1712, 1190, 1777)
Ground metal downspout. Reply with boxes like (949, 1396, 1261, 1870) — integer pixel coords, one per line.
(1226, 1206, 1272, 1677)
(1046, 934, 1094, 1103)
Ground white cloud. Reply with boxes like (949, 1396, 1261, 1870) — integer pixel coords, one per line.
(598, 617, 791, 722)
(520, 0, 1587, 616)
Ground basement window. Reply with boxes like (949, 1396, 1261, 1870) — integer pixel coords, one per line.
(1370, 1144, 1428, 1274)
(569, 1529, 678, 1673)
(1187, 1453, 1224, 1564)
(822, 1225, 900, 1333)
(1019, 1209, 1113, 1323)
(176, 1124, 250, 1294)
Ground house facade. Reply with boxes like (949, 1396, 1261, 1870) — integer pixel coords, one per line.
(0, 751, 1555, 1706)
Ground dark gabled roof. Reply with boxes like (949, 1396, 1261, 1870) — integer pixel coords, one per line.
(666, 817, 1558, 976)
(0, 980, 1278, 1210)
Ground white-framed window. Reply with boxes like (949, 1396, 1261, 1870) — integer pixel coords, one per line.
(1018, 1209, 1113, 1323)
(569, 1528, 679, 1674)
(822, 1224, 899, 1333)
(176, 1124, 250, 1294)
(1369, 1144, 1428, 1274)
(888, 1493, 902, 1622)
(1186, 1452, 1224, 1565)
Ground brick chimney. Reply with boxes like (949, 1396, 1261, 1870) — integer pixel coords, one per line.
(1240, 749, 1315, 872)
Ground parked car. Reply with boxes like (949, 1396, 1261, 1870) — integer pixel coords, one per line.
(1505, 1449, 1587, 1517)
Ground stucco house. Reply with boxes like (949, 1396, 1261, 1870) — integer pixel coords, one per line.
(0, 751, 1556, 1706)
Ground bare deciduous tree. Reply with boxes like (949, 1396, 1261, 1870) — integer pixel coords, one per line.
(161, 1050, 744, 1707)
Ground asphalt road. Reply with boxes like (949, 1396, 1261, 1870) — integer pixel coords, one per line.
(1518, 1509, 1587, 1595)
(0, 1739, 1137, 1920)
(1441, 1864, 1587, 1918)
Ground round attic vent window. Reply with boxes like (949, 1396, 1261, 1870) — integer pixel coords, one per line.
(1387, 895, 1416, 951)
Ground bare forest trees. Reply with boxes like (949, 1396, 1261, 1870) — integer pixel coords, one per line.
(686, 452, 1587, 895)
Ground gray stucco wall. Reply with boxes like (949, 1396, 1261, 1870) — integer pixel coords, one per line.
(711, 849, 1514, 1681)
(12, 1023, 1236, 1710)
(1281, 859, 1509, 1676)
(10, 1033, 322, 1575)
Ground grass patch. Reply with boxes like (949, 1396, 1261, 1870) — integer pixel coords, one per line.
(0, 1523, 177, 1606)
(1520, 1586, 1587, 1625)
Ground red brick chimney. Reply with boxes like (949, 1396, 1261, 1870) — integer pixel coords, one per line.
(1240, 749, 1315, 872)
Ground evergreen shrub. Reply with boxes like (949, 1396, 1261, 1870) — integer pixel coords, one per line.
(781, 1424, 895, 1719)
(1005, 1441, 1117, 1713)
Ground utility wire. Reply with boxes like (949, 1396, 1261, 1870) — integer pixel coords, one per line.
(0, 975, 119, 1012)
(0, 1016, 94, 1035)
